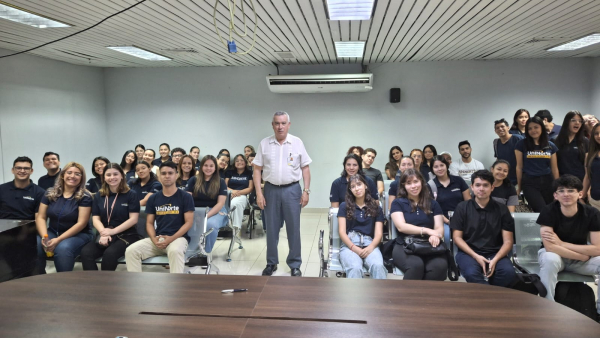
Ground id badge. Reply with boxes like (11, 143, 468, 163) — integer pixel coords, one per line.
(287, 155, 294, 166)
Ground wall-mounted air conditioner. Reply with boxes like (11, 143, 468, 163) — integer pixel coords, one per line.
(266, 73, 373, 93)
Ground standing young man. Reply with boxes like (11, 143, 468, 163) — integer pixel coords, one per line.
(535, 109, 562, 140)
(37, 152, 61, 190)
(537, 175, 600, 317)
(494, 118, 524, 185)
(449, 141, 485, 182)
(125, 161, 195, 274)
(362, 148, 384, 195)
(253, 111, 312, 277)
(451, 170, 516, 287)
(0, 156, 45, 220)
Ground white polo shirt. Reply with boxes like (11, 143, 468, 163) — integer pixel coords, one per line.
(253, 133, 312, 186)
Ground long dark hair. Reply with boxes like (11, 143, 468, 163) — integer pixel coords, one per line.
(510, 109, 530, 131)
(120, 150, 136, 171)
(177, 155, 197, 186)
(586, 123, 600, 181)
(555, 110, 586, 163)
(398, 168, 432, 214)
(91, 156, 110, 178)
(346, 146, 364, 157)
(194, 155, 221, 198)
(423, 144, 437, 168)
(344, 174, 379, 221)
(491, 159, 512, 185)
(387, 146, 403, 173)
(341, 154, 364, 178)
(431, 155, 450, 178)
(133, 161, 157, 184)
(525, 116, 550, 150)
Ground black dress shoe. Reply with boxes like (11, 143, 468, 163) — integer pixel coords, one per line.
(291, 268, 302, 277)
(262, 264, 277, 276)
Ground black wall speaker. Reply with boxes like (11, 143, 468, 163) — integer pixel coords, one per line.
(390, 88, 401, 103)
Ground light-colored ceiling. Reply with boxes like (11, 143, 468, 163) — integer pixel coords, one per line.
(1, 0, 600, 67)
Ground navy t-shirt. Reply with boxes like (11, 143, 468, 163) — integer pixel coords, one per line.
(390, 197, 443, 233)
(92, 190, 140, 236)
(152, 157, 172, 167)
(330, 176, 379, 204)
(556, 137, 589, 181)
(86, 177, 102, 194)
(338, 202, 384, 238)
(590, 157, 600, 200)
(430, 175, 469, 218)
(509, 129, 526, 137)
(37, 171, 60, 191)
(494, 134, 524, 185)
(128, 178, 162, 202)
(186, 176, 227, 207)
(515, 139, 558, 176)
(42, 192, 93, 235)
(0, 181, 45, 220)
(389, 180, 398, 197)
(177, 178, 189, 191)
(125, 169, 136, 183)
(226, 169, 253, 190)
(420, 165, 433, 181)
(145, 189, 195, 242)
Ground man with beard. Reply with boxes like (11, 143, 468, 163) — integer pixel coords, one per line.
(449, 140, 485, 181)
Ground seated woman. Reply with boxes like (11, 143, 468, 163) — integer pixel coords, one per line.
(428, 155, 471, 246)
(120, 150, 137, 182)
(422, 145, 437, 177)
(190, 146, 201, 170)
(142, 149, 160, 176)
(128, 161, 161, 206)
(410, 149, 432, 180)
(152, 143, 172, 167)
(186, 155, 228, 254)
(86, 156, 110, 194)
(226, 154, 254, 230)
(390, 168, 446, 280)
(330, 154, 378, 208)
(35, 162, 94, 273)
(385, 146, 403, 180)
(490, 160, 518, 213)
(135, 144, 145, 161)
(338, 174, 387, 279)
(347, 146, 364, 157)
(176, 155, 196, 190)
(217, 152, 230, 177)
(80, 163, 141, 271)
(388, 156, 415, 211)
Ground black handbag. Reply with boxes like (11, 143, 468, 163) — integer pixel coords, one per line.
(403, 236, 447, 256)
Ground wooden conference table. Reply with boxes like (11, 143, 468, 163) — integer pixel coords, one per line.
(0, 272, 598, 337)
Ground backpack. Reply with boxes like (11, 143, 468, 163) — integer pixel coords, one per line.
(554, 282, 598, 320)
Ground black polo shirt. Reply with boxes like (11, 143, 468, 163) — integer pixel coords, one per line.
(330, 176, 379, 204)
(186, 177, 227, 207)
(0, 181, 45, 220)
(450, 199, 514, 256)
(537, 201, 600, 246)
(37, 170, 60, 190)
(338, 202, 384, 238)
(430, 175, 469, 218)
(556, 137, 589, 181)
(92, 190, 140, 236)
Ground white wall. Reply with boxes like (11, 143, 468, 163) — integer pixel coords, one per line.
(104, 58, 594, 208)
(592, 58, 600, 114)
(0, 48, 107, 183)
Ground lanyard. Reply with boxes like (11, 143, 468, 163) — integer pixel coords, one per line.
(104, 193, 119, 227)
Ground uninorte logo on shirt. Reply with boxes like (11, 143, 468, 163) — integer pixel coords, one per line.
(156, 204, 180, 215)
(23, 196, 34, 201)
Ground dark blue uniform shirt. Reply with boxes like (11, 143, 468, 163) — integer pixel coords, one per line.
(42, 192, 93, 235)
(338, 202, 384, 238)
(146, 189, 195, 242)
(37, 170, 60, 190)
(330, 176, 379, 204)
(226, 169, 253, 190)
(0, 181, 45, 220)
(128, 178, 162, 202)
(556, 137, 588, 181)
(430, 175, 469, 218)
(390, 197, 443, 232)
(85, 177, 102, 194)
(515, 139, 558, 177)
(92, 190, 140, 236)
(186, 177, 227, 207)
(494, 134, 524, 185)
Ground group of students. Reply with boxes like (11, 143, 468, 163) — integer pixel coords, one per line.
(331, 109, 600, 320)
(0, 143, 259, 275)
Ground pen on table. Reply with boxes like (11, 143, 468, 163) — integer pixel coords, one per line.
(221, 289, 248, 293)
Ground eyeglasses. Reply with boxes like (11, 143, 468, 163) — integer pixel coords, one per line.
(556, 189, 578, 195)
(172, 154, 183, 158)
(14, 167, 32, 172)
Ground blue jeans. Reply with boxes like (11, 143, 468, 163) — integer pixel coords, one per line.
(455, 251, 516, 287)
(205, 206, 229, 253)
(339, 231, 387, 279)
(36, 231, 93, 273)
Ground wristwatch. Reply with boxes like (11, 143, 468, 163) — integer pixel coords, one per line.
(303, 188, 311, 194)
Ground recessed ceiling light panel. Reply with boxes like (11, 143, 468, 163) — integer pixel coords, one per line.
(327, 0, 375, 21)
(547, 33, 600, 51)
(107, 46, 171, 61)
(0, 2, 70, 28)
(335, 41, 365, 58)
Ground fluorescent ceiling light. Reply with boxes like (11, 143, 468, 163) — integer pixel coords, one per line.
(547, 34, 600, 51)
(0, 2, 70, 28)
(335, 41, 365, 57)
(107, 46, 171, 61)
(327, 0, 375, 20)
